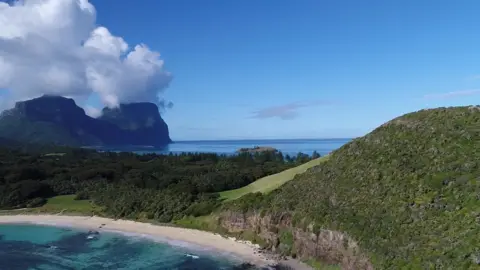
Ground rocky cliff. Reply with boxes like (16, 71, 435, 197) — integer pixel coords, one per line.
(0, 95, 171, 147)
(215, 210, 373, 270)
(99, 102, 171, 146)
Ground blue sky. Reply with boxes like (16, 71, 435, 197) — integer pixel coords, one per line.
(3, 0, 480, 140)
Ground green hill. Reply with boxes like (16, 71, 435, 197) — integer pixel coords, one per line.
(219, 106, 480, 269)
(219, 155, 330, 201)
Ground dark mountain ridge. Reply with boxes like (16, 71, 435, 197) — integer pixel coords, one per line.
(0, 95, 171, 147)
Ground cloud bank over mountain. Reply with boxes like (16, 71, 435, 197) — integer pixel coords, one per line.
(0, 0, 172, 110)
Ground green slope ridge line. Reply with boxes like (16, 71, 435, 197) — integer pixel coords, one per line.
(219, 155, 330, 201)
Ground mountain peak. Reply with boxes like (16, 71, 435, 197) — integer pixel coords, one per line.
(102, 102, 159, 116)
(13, 95, 85, 121)
(99, 102, 171, 142)
(0, 96, 171, 146)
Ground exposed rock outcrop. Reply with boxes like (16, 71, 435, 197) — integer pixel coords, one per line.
(218, 211, 373, 270)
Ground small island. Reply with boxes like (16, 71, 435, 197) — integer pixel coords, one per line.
(236, 146, 278, 154)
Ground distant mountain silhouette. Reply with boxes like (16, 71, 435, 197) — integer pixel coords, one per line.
(0, 95, 171, 147)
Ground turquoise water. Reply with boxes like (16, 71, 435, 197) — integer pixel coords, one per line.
(0, 224, 263, 270)
(92, 138, 351, 156)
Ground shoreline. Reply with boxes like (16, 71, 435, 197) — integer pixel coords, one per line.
(0, 214, 275, 268)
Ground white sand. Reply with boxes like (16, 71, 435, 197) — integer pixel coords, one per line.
(0, 214, 275, 267)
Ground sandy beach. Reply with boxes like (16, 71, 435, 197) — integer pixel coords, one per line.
(0, 214, 275, 267)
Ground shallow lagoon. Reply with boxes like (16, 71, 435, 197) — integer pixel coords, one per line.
(0, 223, 260, 270)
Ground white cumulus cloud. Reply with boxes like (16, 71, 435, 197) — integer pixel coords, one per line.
(84, 105, 102, 118)
(0, 0, 172, 110)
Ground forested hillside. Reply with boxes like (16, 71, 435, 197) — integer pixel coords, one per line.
(0, 146, 313, 222)
(221, 106, 480, 269)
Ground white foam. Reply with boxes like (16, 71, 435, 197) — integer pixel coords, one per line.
(99, 228, 243, 263)
(185, 254, 200, 259)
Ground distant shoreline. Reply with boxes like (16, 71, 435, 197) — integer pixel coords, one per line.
(0, 214, 275, 267)
(78, 138, 350, 158)
(236, 146, 278, 153)
(173, 138, 353, 142)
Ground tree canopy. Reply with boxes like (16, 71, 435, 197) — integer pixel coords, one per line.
(0, 146, 314, 222)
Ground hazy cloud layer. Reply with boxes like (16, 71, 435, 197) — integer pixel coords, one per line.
(0, 0, 172, 110)
(250, 101, 329, 120)
(84, 105, 102, 118)
(423, 89, 480, 99)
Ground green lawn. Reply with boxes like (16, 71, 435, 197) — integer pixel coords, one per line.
(29, 195, 103, 215)
(219, 155, 330, 201)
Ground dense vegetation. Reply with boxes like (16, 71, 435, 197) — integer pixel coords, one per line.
(223, 106, 480, 269)
(0, 144, 315, 222)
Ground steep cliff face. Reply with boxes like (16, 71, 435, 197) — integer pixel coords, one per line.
(99, 102, 171, 146)
(0, 95, 171, 146)
(217, 211, 373, 270)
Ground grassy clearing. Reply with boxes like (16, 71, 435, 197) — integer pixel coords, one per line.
(219, 155, 330, 201)
(0, 195, 104, 216)
(39, 195, 102, 214)
(43, 152, 66, 157)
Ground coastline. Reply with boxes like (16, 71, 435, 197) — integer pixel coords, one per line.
(0, 214, 274, 268)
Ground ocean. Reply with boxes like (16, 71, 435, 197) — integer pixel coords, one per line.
(1, 139, 350, 269)
(92, 138, 351, 156)
(0, 223, 257, 270)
